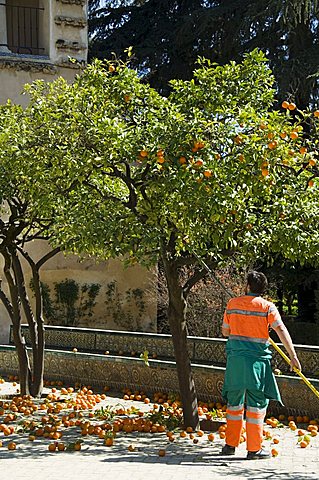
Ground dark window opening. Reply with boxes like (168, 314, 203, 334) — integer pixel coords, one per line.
(1, 1, 45, 55)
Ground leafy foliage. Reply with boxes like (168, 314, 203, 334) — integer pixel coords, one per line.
(19, 50, 319, 270)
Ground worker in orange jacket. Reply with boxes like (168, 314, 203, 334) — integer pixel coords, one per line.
(221, 270, 301, 459)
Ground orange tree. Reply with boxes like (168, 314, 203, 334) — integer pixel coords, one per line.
(20, 49, 319, 426)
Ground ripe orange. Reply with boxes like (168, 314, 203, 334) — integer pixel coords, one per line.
(194, 159, 204, 168)
(290, 131, 298, 140)
(203, 170, 212, 178)
(300, 440, 308, 448)
(179, 156, 187, 165)
(271, 448, 279, 457)
(273, 437, 280, 444)
(268, 141, 277, 150)
(281, 101, 289, 109)
(158, 449, 166, 457)
(7, 442, 16, 450)
(308, 179, 315, 188)
(234, 135, 243, 145)
(309, 159, 317, 167)
(139, 150, 148, 158)
(48, 443, 56, 452)
(261, 169, 269, 177)
(314, 110, 319, 118)
(207, 433, 215, 441)
(288, 102, 296, 111)
(157, 156, 165, 164)
(108, 65, 116, 73)
(299, 147, 307, 155)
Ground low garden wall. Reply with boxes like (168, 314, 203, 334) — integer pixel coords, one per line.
(12, 325, 319, 378)
(1, 344, 319, 418)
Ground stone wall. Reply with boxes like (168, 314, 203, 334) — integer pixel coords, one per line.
(0, 0, 88, 106)
(13, 325, 319, 379)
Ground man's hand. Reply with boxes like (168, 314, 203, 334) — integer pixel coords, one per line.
(290, 355, 301, 372)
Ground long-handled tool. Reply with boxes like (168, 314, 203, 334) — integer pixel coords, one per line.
(193, 252, 319, 400)
(269, 337, 319, 400)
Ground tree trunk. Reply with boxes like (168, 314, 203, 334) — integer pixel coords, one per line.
(2, 248, 32, 395)
(161, 255, 199, 429)
(1, 245, 59, 397)
(11, 250, 43, 396)
(11, 323, 32, 395)
(30, 264, 44, 397)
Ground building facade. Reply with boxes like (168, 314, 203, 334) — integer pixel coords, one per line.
(0, 0, 157, 343)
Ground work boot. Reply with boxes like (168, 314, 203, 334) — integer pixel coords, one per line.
(247, 448, 271, 460)
(221, 444, 236, 455)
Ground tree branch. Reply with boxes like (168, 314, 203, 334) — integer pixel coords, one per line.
(183, 267, 208, 298)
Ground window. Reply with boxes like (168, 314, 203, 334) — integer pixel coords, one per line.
(2, 0, 45, 55)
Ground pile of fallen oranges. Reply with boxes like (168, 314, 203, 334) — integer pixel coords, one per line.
(0, 376, 318, 457)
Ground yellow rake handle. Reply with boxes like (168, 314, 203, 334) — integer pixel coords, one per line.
(269, 337, 319, 400)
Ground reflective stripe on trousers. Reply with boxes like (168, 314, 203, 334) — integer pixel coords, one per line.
(225, 404, 244, 448)
(246, 405, 267, 452)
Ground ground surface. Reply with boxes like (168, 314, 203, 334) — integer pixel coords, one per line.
(0, 380, 318, 480)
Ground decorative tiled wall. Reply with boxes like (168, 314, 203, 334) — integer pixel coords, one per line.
(12, 325, 319, 377)
(1, 346, 319, 417)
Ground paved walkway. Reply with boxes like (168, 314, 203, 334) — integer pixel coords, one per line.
(0, 381, 318, 480)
